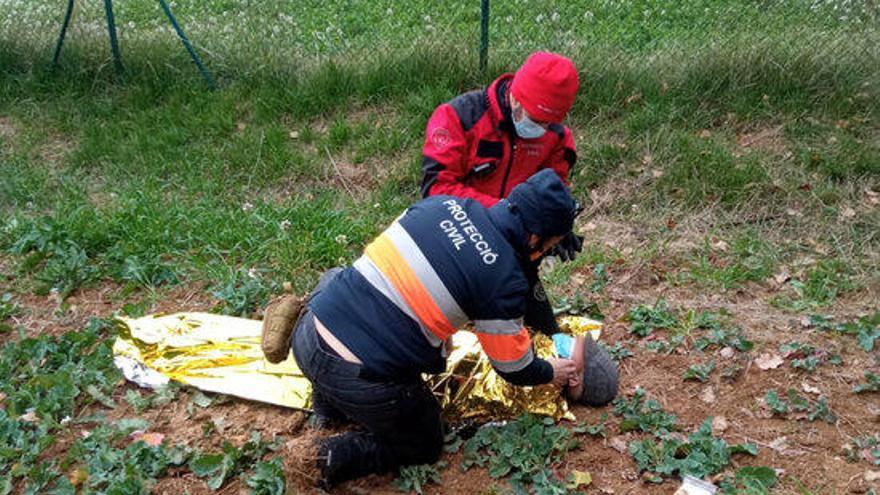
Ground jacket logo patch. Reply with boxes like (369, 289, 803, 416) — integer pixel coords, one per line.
(520, 142, 544, 157)
(431, 128, 452, 149)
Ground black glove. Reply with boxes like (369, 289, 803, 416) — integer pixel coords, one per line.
(552, 231, 583, 262)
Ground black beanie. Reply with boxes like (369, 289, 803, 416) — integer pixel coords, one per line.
(507, 169, 576, 237)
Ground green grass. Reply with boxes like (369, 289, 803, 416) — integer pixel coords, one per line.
(1, 0, 879, 310)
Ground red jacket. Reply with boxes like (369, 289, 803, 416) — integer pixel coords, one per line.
(420, 74, 577, 208)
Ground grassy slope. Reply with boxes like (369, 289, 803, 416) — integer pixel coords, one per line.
(1, 36, 877, 308)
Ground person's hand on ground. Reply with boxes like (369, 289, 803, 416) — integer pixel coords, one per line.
(547, 357, 577, 388)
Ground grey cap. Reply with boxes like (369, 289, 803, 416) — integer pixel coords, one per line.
(576, 335, 619, 407)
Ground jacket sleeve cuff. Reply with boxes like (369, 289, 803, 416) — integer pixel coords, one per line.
(495, 357, 553, 386)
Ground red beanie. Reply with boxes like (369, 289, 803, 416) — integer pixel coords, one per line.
(510, 52, 579, 123)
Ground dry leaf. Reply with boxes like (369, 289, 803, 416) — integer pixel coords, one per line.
(769, 436, 807, 457)
(624, 93, 643, 106)
(609, 436, 628, 454)
(651, 169, 664, 178)
(802, 382, 821, 395)
(700, 387, 716, 404)
(698, 129, 712, 138)
(773, 268, 791, 285)
(567, 470, 593, 489)
(865, 188, 879, 205)
(713, 240, 729, 252)
(130, 431, 165, 447)
(711, 416, 729, 435)
(840, 207, 856, 219)
(666, 217, 678, 230)
(212, 415, 228, 433)
(865, 471, 880, 482)
(68, 468, 88, 487)
(20, 410, 39, 423)
(755, 353, 784, 370)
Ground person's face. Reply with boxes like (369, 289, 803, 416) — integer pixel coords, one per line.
(510, 94, 553, 129)
(527, 233, 565, 261)
(565, 336, 586, 401)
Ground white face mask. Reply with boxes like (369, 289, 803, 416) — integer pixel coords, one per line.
(511, 96, 547, 139)
(513, 113, 546, 139)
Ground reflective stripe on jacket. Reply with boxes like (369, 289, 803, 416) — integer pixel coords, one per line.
(309, 195, 547, 379)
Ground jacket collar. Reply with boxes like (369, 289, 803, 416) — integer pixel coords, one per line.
(488, 199, 528, 254)
(486, 74, 515, 133)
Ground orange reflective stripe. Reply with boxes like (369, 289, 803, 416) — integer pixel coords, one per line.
(365, 234, 456, 340)
(476, 327, 532, 362)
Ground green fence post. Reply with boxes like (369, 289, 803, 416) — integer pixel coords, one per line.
(158, 0, 217, 89)
(52, 0, 75, 68)
(103, 0, 124, 73)
(480, 0, 489, 74)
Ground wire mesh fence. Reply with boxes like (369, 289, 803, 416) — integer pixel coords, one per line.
(1, 0, 878, 83)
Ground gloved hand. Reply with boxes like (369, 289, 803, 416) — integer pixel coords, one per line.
(551, 231, 583, 262)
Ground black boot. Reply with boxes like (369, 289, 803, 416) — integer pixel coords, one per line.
(317, 432, 391, 489)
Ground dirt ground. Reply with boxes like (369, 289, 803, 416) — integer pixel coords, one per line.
(3, 259, 879, 495)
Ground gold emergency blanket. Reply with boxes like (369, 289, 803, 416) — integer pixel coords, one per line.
(112, 313, 601, 421)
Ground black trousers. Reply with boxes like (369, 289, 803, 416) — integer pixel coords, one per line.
(522, 260, 559, 336)
(291, 269, 444, 485)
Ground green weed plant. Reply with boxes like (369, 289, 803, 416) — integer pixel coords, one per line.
(598, 341, 634, 362)
(853, 372, 880, 394)
(843, 434, 880, 466)
(629, 418, 758, 483)
(811, 313, 880, 353)
(683, 360, 715, 383)
(461, 415, 582, 493)
(394, 461, 446, 494)
(763, 389, 836, 423)
(612, 388, 677, 435)
(626, 300, 679, 338)
(778, 341, 842, 372)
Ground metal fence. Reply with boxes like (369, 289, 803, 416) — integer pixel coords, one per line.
(1, 0, 878, 84)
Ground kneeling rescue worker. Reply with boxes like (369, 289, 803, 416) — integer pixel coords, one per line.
(260, 169, 617, 488)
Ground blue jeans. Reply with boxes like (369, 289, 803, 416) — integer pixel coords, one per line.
(291, 268, 444, 485)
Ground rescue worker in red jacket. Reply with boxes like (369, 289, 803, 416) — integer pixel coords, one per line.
(420, 51, 583, 335)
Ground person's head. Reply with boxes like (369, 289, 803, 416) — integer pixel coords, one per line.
(506, 169, 577, 260)
(509, 52, 579, 139)
(564, 335, 619, 407)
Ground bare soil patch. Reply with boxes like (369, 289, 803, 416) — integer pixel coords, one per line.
(736, 125, 787, 156)
(0, 281, 215, 345)
(4, 269, 878, 494)
(0, 114, 16, 141)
